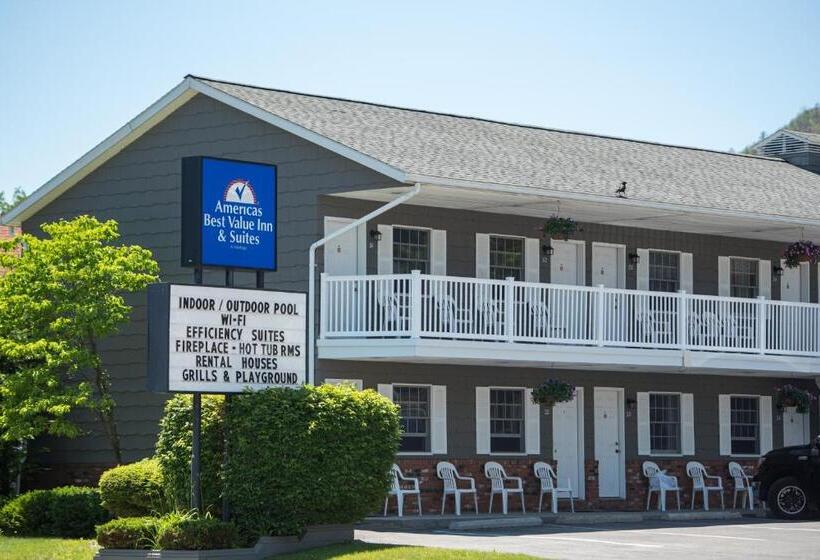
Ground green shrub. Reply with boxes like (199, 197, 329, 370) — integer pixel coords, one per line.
(225, 384, 400, 536)
(156, 517, 236, 550)
(0, 489, 53, 536)
(47, 486, 108, 537)
(99, 458, 166, 517)
(96, 516, 159, 549)
(154, 394, 224, 513)
(0, 486, 107, 537)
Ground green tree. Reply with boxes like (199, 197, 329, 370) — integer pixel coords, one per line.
(0, 216, 159, 463)
(0, 187, 28, 215)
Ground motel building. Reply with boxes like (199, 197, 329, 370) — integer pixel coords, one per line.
(6, 77, 820, 512)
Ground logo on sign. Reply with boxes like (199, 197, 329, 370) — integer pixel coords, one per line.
(223, 179, 257, 205)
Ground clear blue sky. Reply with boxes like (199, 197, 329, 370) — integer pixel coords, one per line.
(1, 0, 819, 200)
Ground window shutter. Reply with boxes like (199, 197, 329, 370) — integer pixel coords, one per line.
(637, 392, 650, 455)
(475, 234, 490, 279)
(525, 388, 540, 454)
(430, 229, 447, 276)
(377, 383, 393, 401)
(718, 257, 731, 297)
(758, 260, 771, 299)
(475, 387, 490, 454)
(680, 252, 694, 294)
(636, 249, 650, 290)
(377, 225, 393, 274)
(524, 238, 540, 283)
(719, 394, 731, 455)
(431, 385, 448, 454)
(681, 393, 695, 455)
(800, 262, 810, 302)
(760, 395, 773, 455)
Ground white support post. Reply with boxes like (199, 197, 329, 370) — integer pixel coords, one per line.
(411, 270, 422, 339)
(757, 295, 767, 354)
(505, 277, 516, 342)
(678, 290, 687, 350)
(319, 273, 328, 339)
(596, 284, 605, 347)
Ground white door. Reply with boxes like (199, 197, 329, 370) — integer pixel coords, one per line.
(324, 217, 364, 276)
(783, 408, 811, 447)
(594, 387, 624, 498)
(780, 260, 808, 302)
(552, 387, 585, 499)
(551, 240, 585, 285)
(592, 244, 623, 288)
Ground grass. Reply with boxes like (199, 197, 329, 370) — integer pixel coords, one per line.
(0, 537, 98, 560)
(274, 542, 538, 559)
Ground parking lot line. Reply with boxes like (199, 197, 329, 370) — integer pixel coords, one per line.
(733, 524, 820, 533)
(518, 535, 663, 548)
(645, 531, 766, 541)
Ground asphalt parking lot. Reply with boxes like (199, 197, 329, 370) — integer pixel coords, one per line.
(357, 518, 820, 559)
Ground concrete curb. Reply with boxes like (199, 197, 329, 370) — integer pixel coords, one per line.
(450, 515, 543, 530)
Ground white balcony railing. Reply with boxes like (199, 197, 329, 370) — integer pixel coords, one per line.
(320, 271, 820, 358)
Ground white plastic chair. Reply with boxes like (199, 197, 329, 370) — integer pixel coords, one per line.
(383, 464, 421, 517)
(534, 461, 574, 513)
(437, 461, 478, 516)
(728, 461, 755, 510)
(687, 461, 724, 510)
(484, 462, 525, 514)
(642, 461, 681, 511)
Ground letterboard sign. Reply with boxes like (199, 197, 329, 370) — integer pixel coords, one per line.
(181, 156, 277, 271)
(147, 284, 306, 393)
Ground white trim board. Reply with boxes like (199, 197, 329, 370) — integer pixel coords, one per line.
(317, 337, 820, 377)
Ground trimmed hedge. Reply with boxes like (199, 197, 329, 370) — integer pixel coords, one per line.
(96, 516, 159, 549)
(225, 384, 400, 536)
(0, 486, 108, 537)
(99, 458, 166, 517)
(154, 394, 224, 513)
(157, 517, 236, 550)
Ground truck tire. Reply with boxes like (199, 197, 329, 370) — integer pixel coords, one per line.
(768, 477, 810, 519)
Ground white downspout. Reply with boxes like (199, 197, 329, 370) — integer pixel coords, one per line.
(307, 183, 422, 385)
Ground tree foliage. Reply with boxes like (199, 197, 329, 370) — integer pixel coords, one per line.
(0, 187, 27, 216)
(0, 216, 159, 462)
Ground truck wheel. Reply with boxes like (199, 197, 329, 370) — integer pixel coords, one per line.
(769, 477, 809, 519)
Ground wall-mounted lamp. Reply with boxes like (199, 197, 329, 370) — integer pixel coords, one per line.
(625, 397, 637, 418)
(772, 265, 784, 281)
(628, 253, 640, 271)
(541, 243, 554, 264)
(368, 229, 382, 249)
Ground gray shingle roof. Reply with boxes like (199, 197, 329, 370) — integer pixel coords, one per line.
(199, 77, 820, 221)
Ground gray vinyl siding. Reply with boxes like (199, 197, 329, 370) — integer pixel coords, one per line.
(319, 196, 809, 300)
(23, 94, 400, 465)
(317, 360, 811, 460)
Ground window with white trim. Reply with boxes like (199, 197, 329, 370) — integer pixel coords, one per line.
(730, 258, 758, 299)
(731, 396, 759, 455)
(393, 385, 430, 452)
(489, 236, 524, 281)
(649, 251, 680, 293)
(490, 388, 525, 453)
(392, 227, 430, 273)
(649, 393, 681, 454)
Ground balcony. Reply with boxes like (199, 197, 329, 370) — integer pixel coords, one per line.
(317, 272, 820, 376)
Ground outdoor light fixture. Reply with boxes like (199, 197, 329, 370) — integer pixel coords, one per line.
(542, 243, 554, 263)
(628, 252, 640, 271)
(625, 397, 637, 417)
(368, 229, 382, 248)
(773, 265, 784, 280)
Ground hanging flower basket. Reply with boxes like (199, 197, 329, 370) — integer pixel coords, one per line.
(774, 384, 816, 414)
(539, 216, 580, 240)
(531, 379, 576, 411)
(782, 241, 820, 268)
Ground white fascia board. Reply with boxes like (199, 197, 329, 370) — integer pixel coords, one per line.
(188, 80, 408, 184)
(317, 338, 820, 377)
(4, 79, 198, 226)
(404, 172, 820, 230)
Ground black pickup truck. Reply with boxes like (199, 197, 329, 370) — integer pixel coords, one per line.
(755, 436, 820, 518)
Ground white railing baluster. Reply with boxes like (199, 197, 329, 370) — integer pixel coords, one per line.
(757, 296, 766, 354)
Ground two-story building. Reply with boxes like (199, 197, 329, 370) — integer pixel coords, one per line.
(7, 76, 820, 510)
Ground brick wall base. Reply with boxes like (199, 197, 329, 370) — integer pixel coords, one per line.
(388, 458, 758, 514)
